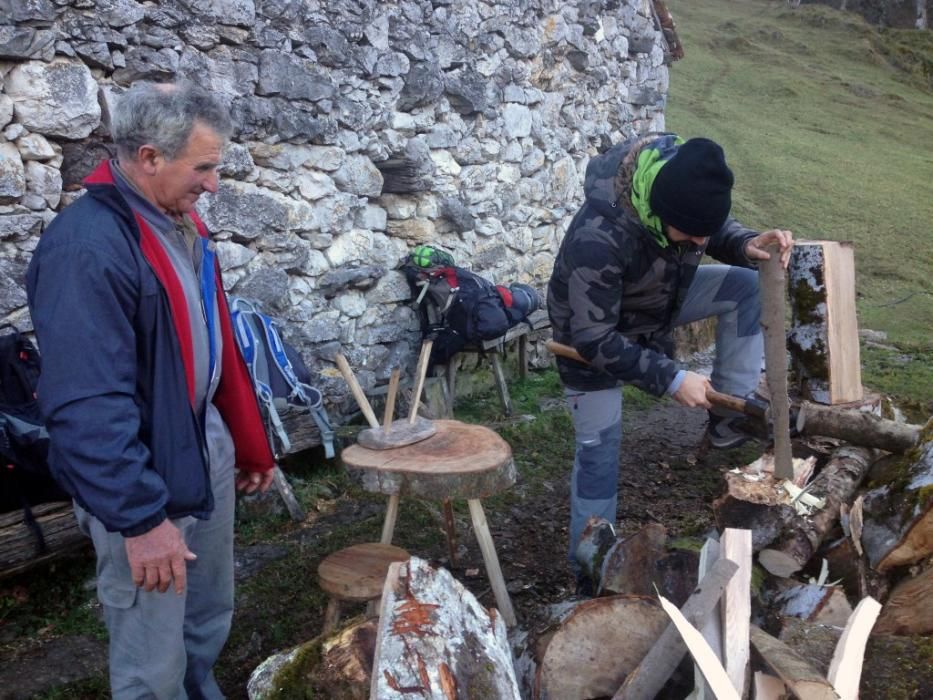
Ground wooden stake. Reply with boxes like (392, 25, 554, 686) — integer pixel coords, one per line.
(335, 354, 380, 429)
(383, 368, 400, 430)
(827, 596, 882, 700)
(408, 339, 433, 424)
(759, 247, 794, 481)
(721, 528, 752, 697)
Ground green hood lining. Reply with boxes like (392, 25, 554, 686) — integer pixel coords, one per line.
(630, 136, 684, 248)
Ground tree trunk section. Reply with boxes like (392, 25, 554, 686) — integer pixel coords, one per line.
(758, 446, 876, 577)
(0, 501, 88, 579)
(859, 426, 933, 572)
(874, 565, 933, 635)
(371, 556, 520, 699)
(797, 402, 921, 453)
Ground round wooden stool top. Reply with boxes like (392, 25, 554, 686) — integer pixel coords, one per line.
(341, 419, 516, 501)
(318, 543, 410, 602)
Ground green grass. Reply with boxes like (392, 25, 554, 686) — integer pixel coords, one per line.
(666, 0, 933, 350)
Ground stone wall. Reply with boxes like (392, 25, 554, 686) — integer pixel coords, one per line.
(0, 0, 669, 412)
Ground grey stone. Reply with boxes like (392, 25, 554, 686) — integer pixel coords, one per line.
(176, 0, 255, 27)
(112, 46, 179, 84)
(199, 181, 289, 241)
(630, 86, 662, 106)
(215, 240, 256, 270)
(0, 142, 26, 203)
(140, 26, 181, 50)
(398, 61, 445, 112)
(300, 25, 352, 68)
(504, 27, 539, 59)
(364, 12, 389, 51)
(355, 203, 387, 231)
(182, 23, 219, 50)
(444, 69, 494, 115)
(0, 256, 27, 316)
(74, 41, 113, 70)
(374, 50, 409, 78)
(296, 170, 336, 201)
(0, 25, 55, 61)
(231, 95, 337, 144)
(3, 0, 56, 23)
(0, 212, 43, 240)
(5, 59, 101, 139)
(365, 270, 410, 304)
(232, 266, 289, 311)
(503, 103, 532, 139)
(3, 123, 26, 141)
(219, 142, 254, 179)
(440, 197, 475, 233)
(333, 155, 383, 198)
(24, 160, 61, 208)
(257, 50, 335, 102)
(96, 0, 145, 27)
(318, 265, 385, 298)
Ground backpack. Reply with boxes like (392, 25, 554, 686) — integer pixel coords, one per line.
(229, 299, 335, 459)
(0, 324, 67, 552)
(401, 246, 541, 368)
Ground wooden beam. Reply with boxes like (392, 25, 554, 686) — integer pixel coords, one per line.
(720, 528, 752, 696)
(691, 537, 723, 700)
(788, 241, 862, 405)
(827, 597, 882, 700)
(750, 626, 839, 700)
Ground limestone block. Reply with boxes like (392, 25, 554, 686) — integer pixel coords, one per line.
(380, 194, 418, 220)
(503, 103, 533, 139)
(5, 59, 101, 139)
(198, 181, 289, 240)
(355, 204, 387, 231)
(297, 192, 357, 235)
(4, 123, 25, 141)
(24, 160, 62, 208)
(16, 133, 54, 162)
(0, 142, 26, 203)
(0, 95, 13, 129)
(296, 170, 337, 201)
(0, 256, 28, 316)
(257, 50, 335, 102)
(113, 47, 180, 85)
(179, 0, 255, 27)
(298, 249, 328, 278)
(4, 0, 56, 23)
(0, 25, 55, 61)
(0, 212, 43, 240)
(333, 155, 383, 198)
(233, 265, 289, 311)
(365, 271, 412, 305)
(333, 291, 367, 318)
(386, 217, 435, 244)
(325, 228, 373, 268)
(219, 142, 254, 179)
(430, 150, 461, 177)
(215, 240, 257, 271)
(96, 0, 146, 27)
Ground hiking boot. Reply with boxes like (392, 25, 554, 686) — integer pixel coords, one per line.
(707, 412, 755, 449)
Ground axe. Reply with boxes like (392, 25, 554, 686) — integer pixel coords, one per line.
(544, 340, 771, 429)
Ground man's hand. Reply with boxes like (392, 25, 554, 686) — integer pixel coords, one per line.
(745, 229, 795, 268)
(672, 371, 712, 408)
(125, 519, 197, 595)
(235, 468, 275, 494)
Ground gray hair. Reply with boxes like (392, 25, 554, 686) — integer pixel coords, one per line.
(112, 81, 233, 161)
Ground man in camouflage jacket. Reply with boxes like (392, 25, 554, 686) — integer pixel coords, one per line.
(547, 134, 793, 577)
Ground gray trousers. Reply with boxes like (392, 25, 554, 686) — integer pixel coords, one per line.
(565, 265, 762, 568)
(76, 460, 235, 700)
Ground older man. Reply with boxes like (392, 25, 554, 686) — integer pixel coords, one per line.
(27, 82, 274, 698)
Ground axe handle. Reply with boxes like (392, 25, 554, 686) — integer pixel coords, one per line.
(544, 340, 754, 415)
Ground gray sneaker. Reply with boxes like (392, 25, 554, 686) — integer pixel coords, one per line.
(707, 413, 754, 449)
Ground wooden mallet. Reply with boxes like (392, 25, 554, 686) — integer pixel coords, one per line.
(335, 345, 435, 450)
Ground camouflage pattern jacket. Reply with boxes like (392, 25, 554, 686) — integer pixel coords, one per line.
(547, 134, 758, 394)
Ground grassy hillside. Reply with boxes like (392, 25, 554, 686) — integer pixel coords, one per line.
(665, 0, 933, 350)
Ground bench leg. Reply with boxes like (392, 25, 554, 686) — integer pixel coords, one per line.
(323, 597, 341, 633)
(445, 359, 458, 417)
(443, 498, 458, 566)
(518, 335, 529, 380)
(467, 498, 517, 627)
(380, 493, 400, 545)
(490, 351, 513, 416)
(273, 466, 306, 522)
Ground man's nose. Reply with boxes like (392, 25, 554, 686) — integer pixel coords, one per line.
(203, 170, 219, 193)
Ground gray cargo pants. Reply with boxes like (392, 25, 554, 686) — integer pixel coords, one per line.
(565, 265, 762, 569)
(75, 459, 235, 700)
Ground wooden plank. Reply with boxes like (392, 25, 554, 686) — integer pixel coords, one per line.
(692, 538, 723, 700)
(788, 242, 862, 405)
(755, 672, 789, 700)
(827, 596, 882, 700)
(658, 595, 740, 700)
(750, 626, 839, 700)
(720, 528, 752, 696)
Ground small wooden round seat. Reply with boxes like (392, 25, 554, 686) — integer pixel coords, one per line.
(318, 542, 410, 632)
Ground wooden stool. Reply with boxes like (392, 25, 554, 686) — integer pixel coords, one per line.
(317, 542, 410, 633)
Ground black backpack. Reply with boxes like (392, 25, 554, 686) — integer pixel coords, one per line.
(0, 324, 67, 551)
(401, 247, 541, 368)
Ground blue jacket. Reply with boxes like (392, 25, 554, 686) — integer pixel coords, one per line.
(26, 161, 274, 536)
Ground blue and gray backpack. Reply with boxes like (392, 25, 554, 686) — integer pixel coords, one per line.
(230, 299, 335, 459)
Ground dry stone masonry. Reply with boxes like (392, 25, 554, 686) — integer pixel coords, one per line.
(0, 0, 669, 412)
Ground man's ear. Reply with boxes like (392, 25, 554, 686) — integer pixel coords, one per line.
(136, 144, 162, 175)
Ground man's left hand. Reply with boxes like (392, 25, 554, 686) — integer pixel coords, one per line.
(235, 468, 275, 494)
(745, 229, 795, 268)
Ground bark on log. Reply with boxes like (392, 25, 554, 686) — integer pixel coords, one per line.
(371, 556, 520, 700)
(614, 557, 739, 700)
(749, 626, 838, 700)
(533, 595, 669, 700)
(874, 565, 933, 635)
(760, 248, 794, 480)
(859, 425, 933, 572)
(758, 446, 876, 577)
(0, 501, 88, 579)
(797, 402, 922, 454)
(247, 617, 377, 700)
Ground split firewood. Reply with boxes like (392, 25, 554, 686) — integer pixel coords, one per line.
(749, 625, 839, 700)
(859, 424, 932, 572)
(0, 501, 88, 579)
(796, 402, 922, 454)
(754, 672, 789, 700)
(689, 538, 723, 700)
(758, 446, 876, 577)
(247, 617, 377, 700)
(613, 557, 739, 700)
(371, 556, 520, 700)
(773, 583, 853, 627)
(720, 528, 752, 697)
(827, 597, 882, 700)
(532, 595, 669, 700)
(874, 565, 933, 635)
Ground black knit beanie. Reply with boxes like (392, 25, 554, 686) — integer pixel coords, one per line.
(649, 138, 734, 237)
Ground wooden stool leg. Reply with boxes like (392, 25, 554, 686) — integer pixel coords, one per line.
(467, 498, 517, 627)
(273, 466, 306, 521)
(380, 493, 400, 545)
(443, 498, 459, 566)
(445, 359, 458, 417)
(490, 351, 513, 416)
(323, 597, 341, 633)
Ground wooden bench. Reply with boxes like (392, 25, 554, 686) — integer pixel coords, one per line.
(443, 309, 551, 416)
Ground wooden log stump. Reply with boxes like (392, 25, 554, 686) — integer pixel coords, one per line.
(797, 402, 922, 454)
(788, 241, 862, 405)
(0, 501, 88, 579)
(371, 556, 520, 699)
